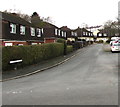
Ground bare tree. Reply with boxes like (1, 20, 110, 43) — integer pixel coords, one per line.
(103, 20, 119, 37)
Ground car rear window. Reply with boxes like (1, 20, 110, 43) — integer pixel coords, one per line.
(113, 44, 120, 46)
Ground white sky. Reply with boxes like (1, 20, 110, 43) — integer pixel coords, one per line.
(0, 0, 119, 29)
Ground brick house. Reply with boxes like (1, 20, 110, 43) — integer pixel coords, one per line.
(74, 27, 94, 41)
(1, 11, 44, 46)
(60, 26, 77, 41)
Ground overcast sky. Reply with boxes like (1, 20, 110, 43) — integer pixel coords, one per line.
(0, 0, 119, 29)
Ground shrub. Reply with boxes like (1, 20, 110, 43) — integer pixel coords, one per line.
(72, 41, 84, 50)
(67, 45, 73, 53)
(57, 38, 67, 55)
(57, 38, 66, 43)
(2, 43, 64, 71)
(99, 40, 104, 43)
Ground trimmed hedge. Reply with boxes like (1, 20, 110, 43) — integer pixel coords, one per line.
(57, 38, 67, 55)
(2, 43, 64, 71)
(57, 38, 66, 43)
(67, 45, 73, 53)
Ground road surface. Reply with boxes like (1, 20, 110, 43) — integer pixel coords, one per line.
(2, 44, 118, 105)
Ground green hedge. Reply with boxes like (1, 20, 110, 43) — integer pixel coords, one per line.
(67, 45, 73, 53)
(2, 43, 64, 71)
(57, 38, 66, 43)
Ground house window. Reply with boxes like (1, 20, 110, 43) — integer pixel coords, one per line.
(18, 44, 23, 46)
(36, 28, 41, 37)
(99, 34, 102, 36)
(20, 25, 25, 35)
(31, 27, 35, 36)
(41, 28, 44, 34)
(83, 32, 86, 35)
(62, 31, 64, 37)
(10, 23, 16, 34)
(64, 32, 66, 37)
(5, 43, 13, 46)
(75, 32, 77, 36)
(71, 32, 73, 35)
(32, 43, 37, 45)
(89, 33, 91, 36)
(58, 30, 61, 36)
(55, 28, 58, 35)
(104, 33, 107, 36)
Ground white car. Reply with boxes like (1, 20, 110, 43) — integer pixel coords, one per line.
(111, 43, 120, 52)
(110, 37, 120, 45)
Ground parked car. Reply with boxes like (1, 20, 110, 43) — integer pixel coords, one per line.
(111, 42, 120, 52)
(110, 37, 120, 45)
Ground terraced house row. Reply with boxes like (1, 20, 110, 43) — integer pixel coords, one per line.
(0, 11, 94, 46)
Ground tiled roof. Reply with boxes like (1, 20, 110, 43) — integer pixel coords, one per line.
(1, 11, 31, 26)
(34, 21, 58, 28)
(60, 26, 71, 31)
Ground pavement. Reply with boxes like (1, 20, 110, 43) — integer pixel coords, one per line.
(2, 44, 118, 105)
(2, 46, 85, 81)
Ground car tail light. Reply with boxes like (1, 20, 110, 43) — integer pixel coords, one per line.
(112, 46, 114, 48)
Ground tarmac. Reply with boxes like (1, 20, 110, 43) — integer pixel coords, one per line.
(2, 48, 83, 82)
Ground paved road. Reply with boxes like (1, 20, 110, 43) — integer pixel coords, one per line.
(2, 44, 118, 105)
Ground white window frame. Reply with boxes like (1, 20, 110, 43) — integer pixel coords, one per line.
(55, 28, 58, 35)
(71, 31, 75, 36)
(32, 43, 37, 45)
(5, 43, 13, 46)
(31, 27, 35, 36)
(58, 30, 61, 36)
(89, 33, 90, 36)
(20, 25, 25, 35)
(36, 28, 41, 37)
(83, 32, 86, 35)
(41, 28, 44, 34)
(104, 33, 107, 36)
(64, 32, 66, 37)
(10, 23, 16, 34)
(62, 31, 64, 37)
(99, 33, 102, 36)
(18, 44, 23, 46)
(75, 32, 77, 36)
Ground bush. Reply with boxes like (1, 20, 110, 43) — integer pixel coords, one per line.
(2, 43, 64, 71)
(72, 41, 84, 50)
(99, 40, 104, 43)
(57, 38, 66, 43)
(67, 45, 73, 53)
(57, 38, 67, 55)
(96, 40, 104, 43)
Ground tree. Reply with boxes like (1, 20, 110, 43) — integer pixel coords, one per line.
(31, 12, 41, 25)
(103, 20, 119, 37)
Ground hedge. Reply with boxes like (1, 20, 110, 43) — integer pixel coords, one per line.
(2, 43, 64, 71)
(57, 38, 66, 43)
(57, 38, 67, 55)
(67, 45, 73, 53)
